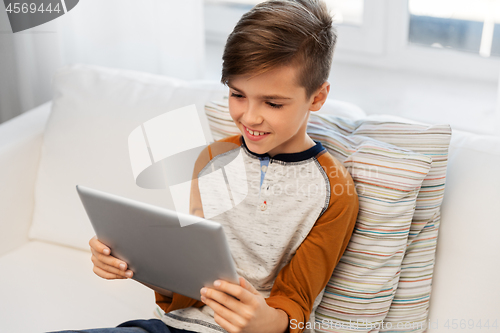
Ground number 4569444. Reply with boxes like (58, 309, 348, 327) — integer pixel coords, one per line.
(6, 2, 61, 14)
(444, 319, 498, 330)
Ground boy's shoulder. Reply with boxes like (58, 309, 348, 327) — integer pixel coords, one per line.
(315, 148, 353, 181)
(211, 134, 243, 156)
(314, 148, 358, 209)
(216, 134, 242, 145)
(192, 135, 243, 177)
(210, 134, 243, 157)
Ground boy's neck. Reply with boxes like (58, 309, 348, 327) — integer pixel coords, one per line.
(240, 134, 321, 162)
(265, 135, 316, 158)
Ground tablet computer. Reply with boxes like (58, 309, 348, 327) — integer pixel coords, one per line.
(76, 185, 239, 301)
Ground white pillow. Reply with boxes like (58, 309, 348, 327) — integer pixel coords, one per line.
(29, 64, 228, 251)
(317, 98, 366, 120)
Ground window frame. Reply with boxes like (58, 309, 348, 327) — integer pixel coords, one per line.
(335, 0, 500, 82)
(204, 0, 500, 82)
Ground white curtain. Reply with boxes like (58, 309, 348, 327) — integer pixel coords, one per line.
(497, 69, 500, 134)
(0, 0, 205, 124)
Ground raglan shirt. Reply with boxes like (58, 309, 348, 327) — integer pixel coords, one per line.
(155, 134, 359, 333)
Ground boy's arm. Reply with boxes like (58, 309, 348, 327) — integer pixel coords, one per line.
(265, 166, 359, 333)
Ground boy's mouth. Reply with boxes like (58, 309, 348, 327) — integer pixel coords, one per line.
(242, 125, 270, 136)
(242, 125, 270, 141)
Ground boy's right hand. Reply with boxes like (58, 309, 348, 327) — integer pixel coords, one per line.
(89, 235, 134, 280)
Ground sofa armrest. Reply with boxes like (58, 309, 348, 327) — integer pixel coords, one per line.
(0, 102, 51, 256)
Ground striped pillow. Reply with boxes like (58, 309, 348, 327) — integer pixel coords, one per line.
(306, 115, 432, 332)
(342, 115, 452, 332)
(205, 98, 240, 141)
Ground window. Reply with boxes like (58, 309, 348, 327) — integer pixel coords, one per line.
(205, 0, 364, 25)
(204, 0, 500, 81)
(408, 0, 500, 58)
(204, 0, 383, 54)
(326, 0, 364, 26)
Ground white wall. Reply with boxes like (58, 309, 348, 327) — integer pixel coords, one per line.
(0, 0, 205, 124)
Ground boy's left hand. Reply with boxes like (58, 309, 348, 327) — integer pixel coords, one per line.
(200, 277, 288, 333)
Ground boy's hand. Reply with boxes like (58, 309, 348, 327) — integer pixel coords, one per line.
(200, 277, 289, 333)
(89, 235, 134, 280)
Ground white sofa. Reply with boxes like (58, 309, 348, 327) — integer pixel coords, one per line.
(1, 66, 499, 333)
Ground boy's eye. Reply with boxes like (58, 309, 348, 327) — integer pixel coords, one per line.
(267, 102, 283, 109)
(231, 92, 283, 109)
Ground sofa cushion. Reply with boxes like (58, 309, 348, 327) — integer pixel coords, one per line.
(29, 64, 228, 251)
(427, 129, 500, 331)
(0, 240, 154, 332)
(0, 102, 51, 257)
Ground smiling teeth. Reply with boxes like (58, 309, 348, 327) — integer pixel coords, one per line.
(246, 127, 268, 136)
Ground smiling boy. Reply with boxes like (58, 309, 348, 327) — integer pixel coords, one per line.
(83, 1, 359, 333)
(151, 1, 359, 332)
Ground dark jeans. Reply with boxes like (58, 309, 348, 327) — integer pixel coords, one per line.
(49, 318, 198, 333)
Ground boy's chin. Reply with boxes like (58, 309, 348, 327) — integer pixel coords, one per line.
(245, 139, 271, 154)
(246, 138, 264, 147)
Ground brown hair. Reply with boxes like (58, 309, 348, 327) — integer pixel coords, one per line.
(221, 0, 337, 100)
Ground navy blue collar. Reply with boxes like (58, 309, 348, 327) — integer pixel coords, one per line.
(240, 135, 325, 162)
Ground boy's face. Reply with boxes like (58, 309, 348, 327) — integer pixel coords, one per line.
(227, 65, 329, 157)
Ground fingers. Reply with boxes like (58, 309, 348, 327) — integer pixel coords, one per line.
(211, 280, 254, 305)
(239, 277, 260, 295)
(89, 236, 133, 280)
(201, 287, 241, 313)
(202, 294, 248, 330)
(202, 279, 265, 332)
(93, 265, 127, 280)
(90, 247, 129, 271)
(91, 250, 133, 278)
(213, 311, 243, 333)
(89, 235, 110, 255)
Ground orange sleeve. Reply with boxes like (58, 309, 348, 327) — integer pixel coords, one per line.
(265, 153, 359, 333)
(155, 136, 242, 314)
(155, 292, 206, 313)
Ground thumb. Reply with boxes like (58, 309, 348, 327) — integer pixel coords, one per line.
(239, 276, 260, 295)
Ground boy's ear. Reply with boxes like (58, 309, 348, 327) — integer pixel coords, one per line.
(309, 82, 330, 112)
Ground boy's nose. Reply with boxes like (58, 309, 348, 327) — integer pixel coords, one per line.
(242, 103, 264, 126)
